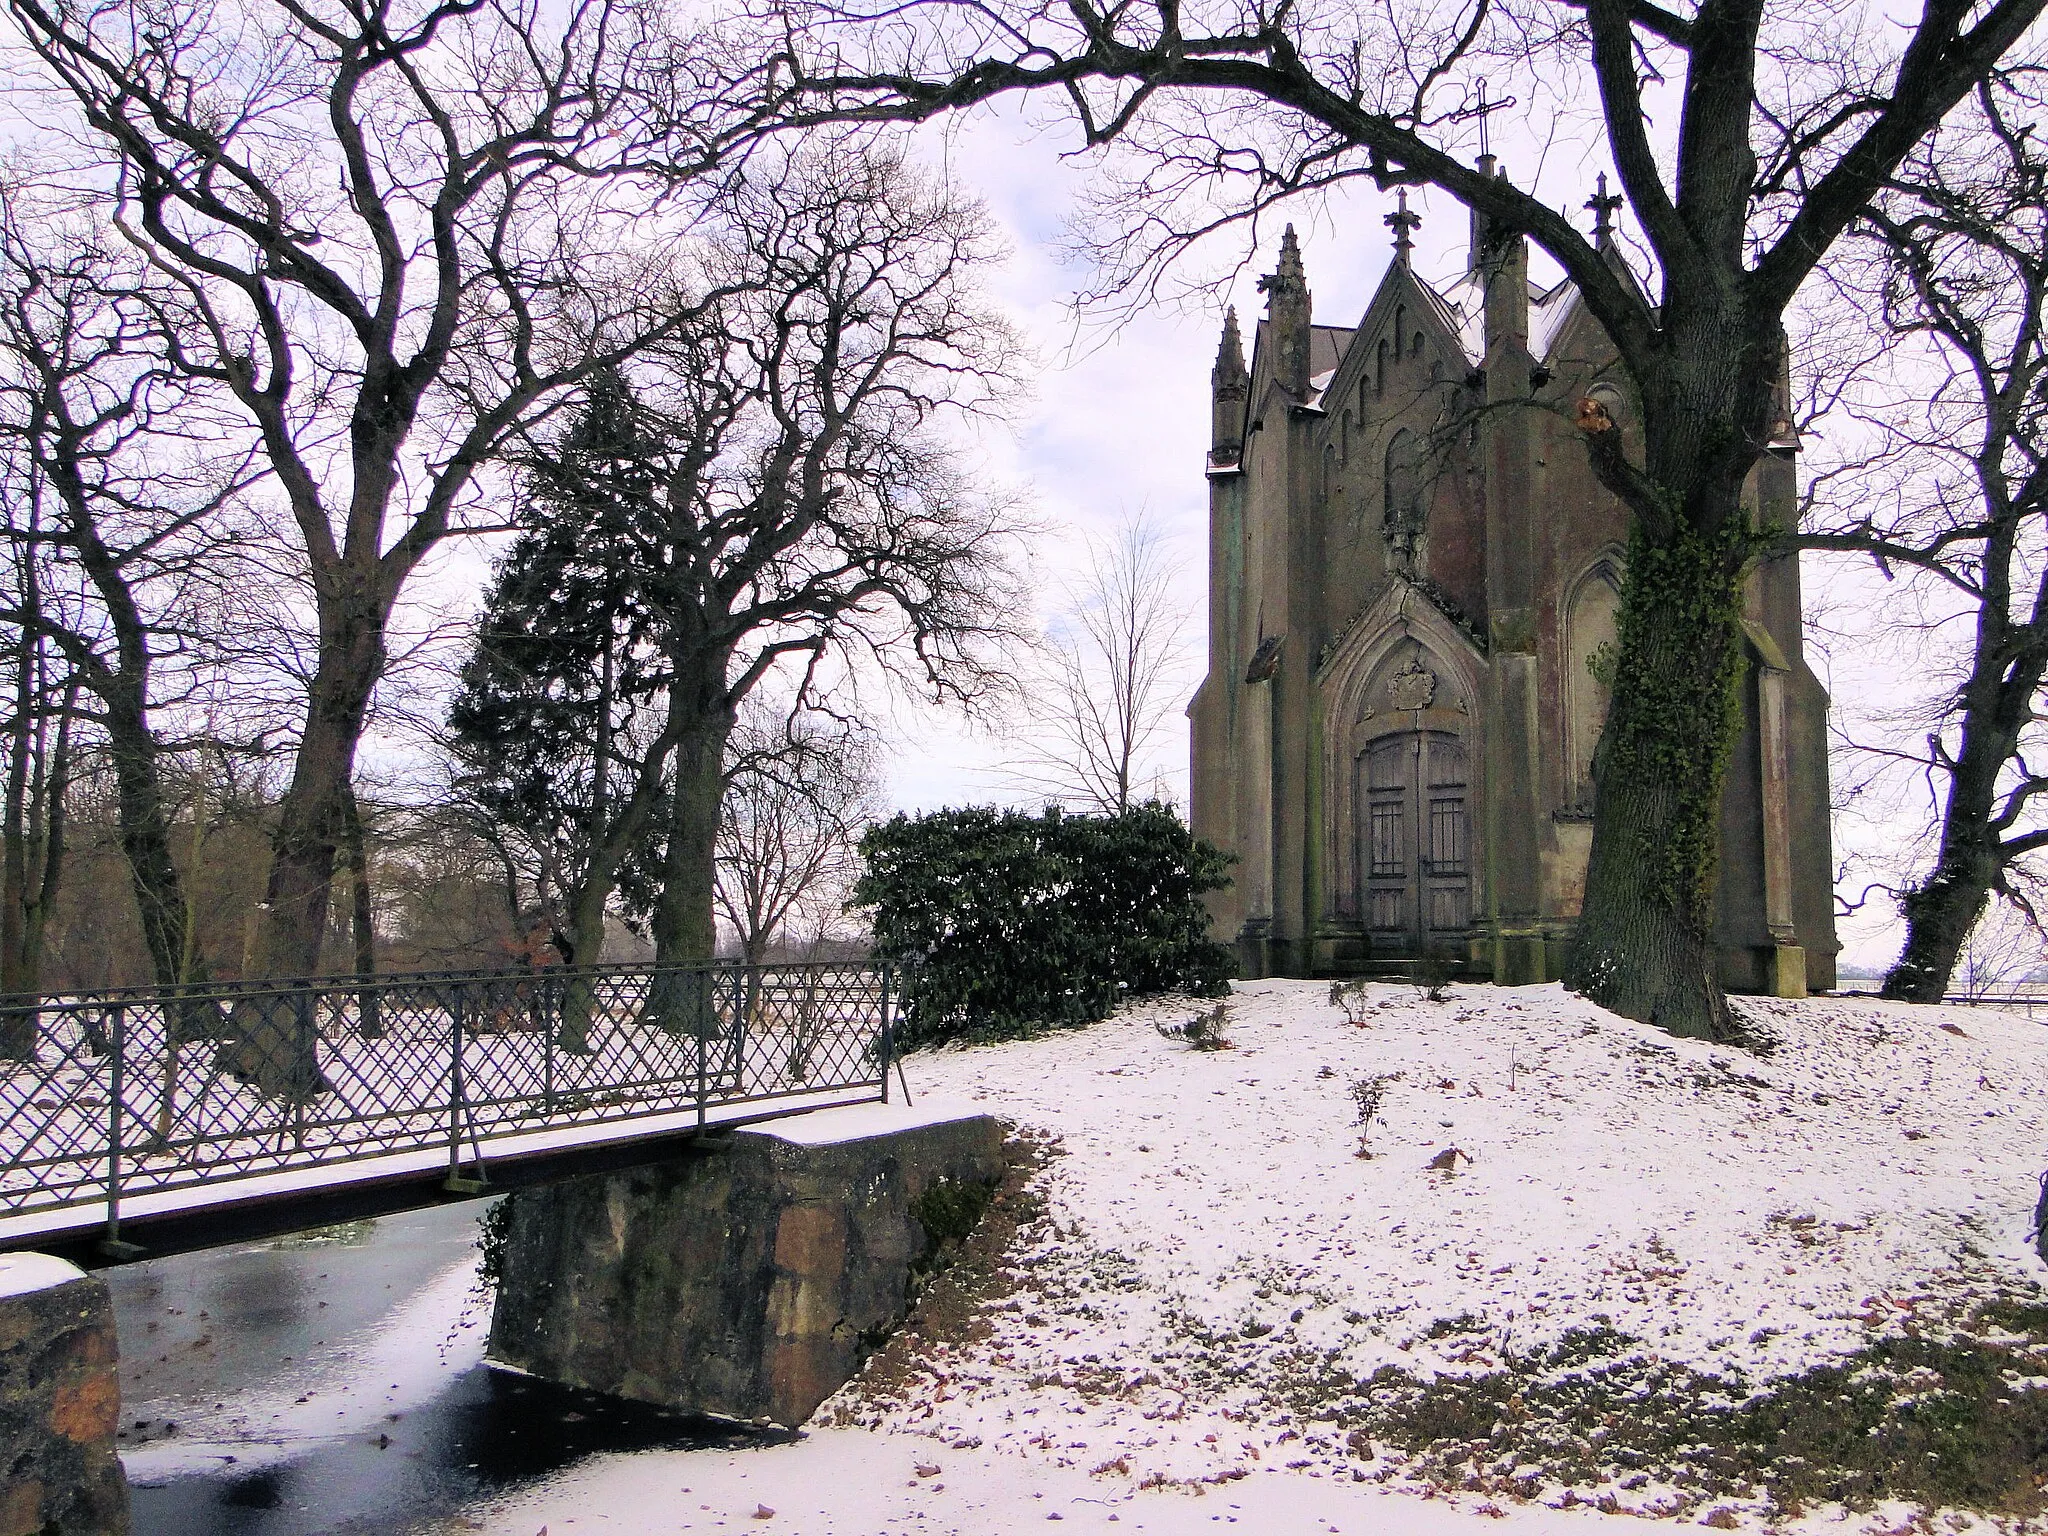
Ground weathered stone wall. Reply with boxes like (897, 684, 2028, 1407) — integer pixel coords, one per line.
(0, 1254, 129, 1536)
(486, 1109, 1004, 1429)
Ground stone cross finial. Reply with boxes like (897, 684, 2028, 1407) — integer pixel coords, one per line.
(1384, 189, 1422, 265)
(1586, 173, 1624, 246)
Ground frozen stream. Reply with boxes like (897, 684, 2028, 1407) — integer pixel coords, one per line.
(105, 1202, 759, 1535)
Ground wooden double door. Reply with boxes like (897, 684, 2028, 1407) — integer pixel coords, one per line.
(1358, 730, 1472, 951)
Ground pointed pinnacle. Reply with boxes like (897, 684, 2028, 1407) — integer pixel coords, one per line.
(1277, 224, 1304, 280)
(1215, 307, 1246, 378)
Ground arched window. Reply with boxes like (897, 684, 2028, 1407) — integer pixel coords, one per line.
(1394, 306, 1407, 357)
(1566, 558, 1625, 807)
(1375, 340, 1388, 397)
(1413, 331, 1425, 359)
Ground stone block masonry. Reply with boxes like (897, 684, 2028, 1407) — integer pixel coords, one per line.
(485, 1106, 1005, 1429)
(0, 1254, 129, 1536)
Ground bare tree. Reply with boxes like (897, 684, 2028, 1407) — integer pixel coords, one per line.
(716, 701, 881, 967)
(0, 183, 256, 1014)
(8, 0, 736, 979)
(753, 0, 2047, 1037)
(1795, 73, 2048, 1002)
(1005, 513, 1191, 814)
(467, 142, 1026, 1002)
(0, 522, 77, 1040)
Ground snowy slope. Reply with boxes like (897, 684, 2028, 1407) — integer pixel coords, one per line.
(469, 981, 2048, 1534)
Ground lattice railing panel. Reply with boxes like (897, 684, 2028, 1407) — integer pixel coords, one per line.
(0, 962, 897, 1237)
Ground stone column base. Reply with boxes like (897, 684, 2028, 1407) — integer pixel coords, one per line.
(1767, 944, 1808, 1000)
(1492, 932, 1548, 987)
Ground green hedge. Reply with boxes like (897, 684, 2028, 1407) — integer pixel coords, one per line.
(854, 802, 1235, 1047)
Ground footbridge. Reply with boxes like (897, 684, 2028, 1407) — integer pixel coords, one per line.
(0, 960, 907, 1266)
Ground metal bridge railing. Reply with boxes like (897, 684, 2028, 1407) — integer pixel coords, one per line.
(0, 960, 899, 1249)
(1940, 987, 2048, 1023)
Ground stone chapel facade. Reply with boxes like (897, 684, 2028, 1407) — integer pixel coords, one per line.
(1187, 188, 1839, 994)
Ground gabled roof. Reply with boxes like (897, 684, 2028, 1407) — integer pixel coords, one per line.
(1366, 246, 1647, 372)
(1423, 267, 1558, 363)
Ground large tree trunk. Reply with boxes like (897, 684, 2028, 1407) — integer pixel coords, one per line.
(554, 876, 616, 1055)
(1564, 315, 1768, 1040)
(41, 472, 212, 1005)
(549, 674, 698, 1052)
(1884, 863, 1995, 1002)
(1880, 654, 2033, 1001)
(0, 651, 66, 1058)
(3, 640, 40, 1007)
(639, 688, 735, 1051)
(105, 682, 212, 998)
(653, 703, 737, 967)
(257, 604, 383, 980)
(219, 600, 380, 1102)
(1567, 532, 1744, 1040)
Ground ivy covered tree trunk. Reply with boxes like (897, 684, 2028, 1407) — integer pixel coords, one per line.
(1884, 866, 1995, 1002)
(1570, 524, 1747, 1040)
(1564, 303, 1773, 1042)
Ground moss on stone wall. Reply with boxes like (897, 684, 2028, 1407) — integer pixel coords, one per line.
(908, 1175, 997, 1295)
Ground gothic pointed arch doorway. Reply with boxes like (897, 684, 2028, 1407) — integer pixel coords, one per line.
(1316, 581, 1487, 967)
(1359, 728, 1472, 949)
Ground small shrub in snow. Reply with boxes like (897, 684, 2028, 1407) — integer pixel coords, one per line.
(1410, 950, 1458, 1003)
(1157, 1002, 1234, 1051)
(1349, 1072, 1397, 1157)
(1328, 977, 1373, 1025)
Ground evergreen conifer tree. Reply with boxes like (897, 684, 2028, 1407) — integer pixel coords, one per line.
(448, 369, 666, 973)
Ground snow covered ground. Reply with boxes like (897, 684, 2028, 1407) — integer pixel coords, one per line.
(458, 979, 2048, 1535)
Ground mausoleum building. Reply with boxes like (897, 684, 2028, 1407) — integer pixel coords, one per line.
(1187, 184, 1838, 994)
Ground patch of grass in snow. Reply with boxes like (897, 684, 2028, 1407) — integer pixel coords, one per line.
(908, 1174, 1000, 1294)
(1720, 1000, 1784, 1056)
(1976, 1297, 2048, 1340)
(1353, 1310, 2048, 1519)
(1421, 1312, 1495, 1342)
